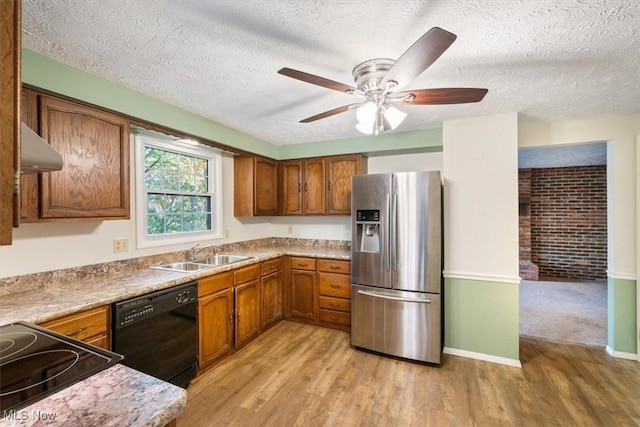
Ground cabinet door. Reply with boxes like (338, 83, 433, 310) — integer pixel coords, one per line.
(261, 270, 282, 330)
(255, 157, 278, 215)
(291, 270, 316, 320)
(20, 88, 39, 223)
(0, 0, 20, 245)
(326, 155, 363, 215)
(281, 160, 303, 215)
(303, 158, 326, 215)
(235, 279, 261, 349)
(39, 95, 130, 219)
(198, 288, 234, 369)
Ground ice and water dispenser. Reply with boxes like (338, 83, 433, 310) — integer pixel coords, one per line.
(355, 210, 381, 253)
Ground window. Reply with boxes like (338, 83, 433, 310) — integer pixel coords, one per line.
(134, 132, 222, 248)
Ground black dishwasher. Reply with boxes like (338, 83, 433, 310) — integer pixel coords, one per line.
(112, 281, 197, 388)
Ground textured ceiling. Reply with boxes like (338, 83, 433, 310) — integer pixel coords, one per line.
(22, 0, 640, 145)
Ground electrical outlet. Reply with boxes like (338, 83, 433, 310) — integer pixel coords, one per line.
(113, 238, 129, 253)
(287, 225, 293, 235)
(224, 229, 230, 239)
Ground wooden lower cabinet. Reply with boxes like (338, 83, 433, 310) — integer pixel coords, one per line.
(261, 257, 283, 330)
(317, 259, 352, 328)
(233, 264, 261, 350)
(285, 257, 352, 330)
(40, 305, 110, 350)
(197, 272, 234, 370)
(290, 257, 317, 321)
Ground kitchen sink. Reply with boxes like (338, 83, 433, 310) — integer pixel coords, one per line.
(151, 255, 252, 273)
(194, 254, 252, 266)
(151, 261, 216, 273)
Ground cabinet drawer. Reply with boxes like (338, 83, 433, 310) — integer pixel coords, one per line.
(261, 258, 283, 276)
(319, 309, 351, 326)
(319, 296, 351, 313)
(290, 257, 316, 271)
(317, 259, 350, 274)
(234, 264, 260, 285)
(40, 305, 109, 342)
(199, 271, 233, 297)
(318, 273, 351, 298)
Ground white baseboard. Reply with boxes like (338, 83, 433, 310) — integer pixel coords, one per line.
(606, 345, 638, 361)
(443, 347, 522, 368)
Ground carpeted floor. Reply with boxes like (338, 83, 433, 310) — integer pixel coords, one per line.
(519, 278, 607, 346)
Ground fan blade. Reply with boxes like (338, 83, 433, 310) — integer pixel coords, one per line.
(300, 104, 359, 123)
(278, 68, 357, 94)
(381, 27, 457, 90)
(397, 88, 488, 105)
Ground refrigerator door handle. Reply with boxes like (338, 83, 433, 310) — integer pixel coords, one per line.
(385, 192, 391, 271)
(391, 191, 398, 272)
(357, 290, 432, 304)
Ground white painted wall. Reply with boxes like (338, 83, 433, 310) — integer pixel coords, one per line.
(443, 113, 520, 281)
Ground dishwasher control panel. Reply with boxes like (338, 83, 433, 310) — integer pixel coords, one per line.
(112, 281, 197, 328)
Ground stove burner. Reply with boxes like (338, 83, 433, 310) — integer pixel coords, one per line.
(0, 350, 80, 396)
(0, 322, 122, 415)
(0, 331, 38, 360)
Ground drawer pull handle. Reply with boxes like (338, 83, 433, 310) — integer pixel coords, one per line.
(329, 265, 341, 270)
(67, 327, 87, 337)
(298, 263, 308, 267)
(330, 316, 339, 321)
(330, 284, 340, 289)
(329, 303, 340, 308)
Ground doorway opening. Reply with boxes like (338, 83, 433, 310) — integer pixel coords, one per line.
(518, 142, 607, 347)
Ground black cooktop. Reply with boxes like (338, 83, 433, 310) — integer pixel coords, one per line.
(0, 321, 123, 416)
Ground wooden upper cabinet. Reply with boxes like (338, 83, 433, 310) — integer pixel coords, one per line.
(326, 154, 366, 215)
(234, 155, 278, 216)
(0, 0, 20, 245)
(303, 158, 326, 215)
(20, 88, 39, 223)
(33, 95, 130, 220)
(281, 158, 325, 215)
(281, 160, 303, 215)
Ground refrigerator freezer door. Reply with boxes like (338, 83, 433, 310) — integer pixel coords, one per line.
(392, 171, 442, 293)
(351, 284, 442, 364)
(351, 174, 393, 289)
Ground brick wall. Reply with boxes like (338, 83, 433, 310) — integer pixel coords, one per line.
(529, 165, 607, 280)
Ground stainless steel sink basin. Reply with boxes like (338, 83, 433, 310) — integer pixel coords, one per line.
(151, 261, 215, 273)
(151, 255, 252, 273)
(194, 254, 252, 266)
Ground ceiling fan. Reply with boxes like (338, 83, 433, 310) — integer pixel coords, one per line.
(278, 27, 488, 135)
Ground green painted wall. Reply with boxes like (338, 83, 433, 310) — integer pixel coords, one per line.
(444, 277, 520, 360)
(21, 49, 443, 160)
(607, 277, 637, 354)
(278, 128, 443, 159)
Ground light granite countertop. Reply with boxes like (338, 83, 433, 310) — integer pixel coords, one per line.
(0, 244, 350, 326)
(1, 364, 186, 427)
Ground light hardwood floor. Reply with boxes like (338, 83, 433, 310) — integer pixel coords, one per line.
(178, 321, 640, 426)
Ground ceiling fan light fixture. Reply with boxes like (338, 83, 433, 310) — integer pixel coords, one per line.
(356, 101, 377, 125)
(355, 120, 374, 135)
(383, 105, 407, 129)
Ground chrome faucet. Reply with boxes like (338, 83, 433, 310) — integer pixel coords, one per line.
(187, 243, 210, 261)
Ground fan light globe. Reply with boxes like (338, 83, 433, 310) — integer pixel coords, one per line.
(356, 101, 377, 125)
(356, 121, 374, 135)
(384, 105, 407, 129)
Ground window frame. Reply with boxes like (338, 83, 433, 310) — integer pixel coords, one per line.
(134, 133, 223, 249)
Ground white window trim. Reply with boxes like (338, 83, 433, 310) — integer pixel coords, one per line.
(134, 133, 223, 249)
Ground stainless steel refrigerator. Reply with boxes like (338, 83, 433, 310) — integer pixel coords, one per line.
(351, 171, 442, 364)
